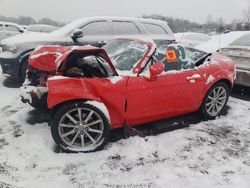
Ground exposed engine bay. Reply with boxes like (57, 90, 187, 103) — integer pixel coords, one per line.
(62, 53, 113, 78)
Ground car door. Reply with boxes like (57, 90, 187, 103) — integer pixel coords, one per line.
(125, 55, 207, 126)
(140, 22, 174, 46)
(111, 20, 142, 37)
(76, 20, 113, 47)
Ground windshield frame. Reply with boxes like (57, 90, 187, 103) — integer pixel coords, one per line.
(103, 38, 155, 76)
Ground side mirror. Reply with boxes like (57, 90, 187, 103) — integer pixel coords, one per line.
(19, 29, 24, 33)
(71, 29, 83, 40)
(148, 62, 165, 80)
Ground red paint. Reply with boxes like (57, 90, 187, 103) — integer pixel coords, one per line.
(28, 38, 236, 130)
(47, 77, 128, 128)
(149, 62, 165, 80)
(29, 45, 117, 75)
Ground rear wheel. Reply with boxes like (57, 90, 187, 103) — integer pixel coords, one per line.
(50, 101, 110, 152)
(200, 82, 229, 119)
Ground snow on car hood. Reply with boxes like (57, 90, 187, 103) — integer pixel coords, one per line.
(1, 32, 68, 45)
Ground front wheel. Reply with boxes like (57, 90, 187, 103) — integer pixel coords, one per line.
(19, 58, 29, 84)
(50, 101, 110, 152)
(200, 82, 229, 119)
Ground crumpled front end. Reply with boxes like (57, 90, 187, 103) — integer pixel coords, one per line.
(28, 45, 72, 72)
(20, 66, 50, 108)
(20, 84, 48, 106)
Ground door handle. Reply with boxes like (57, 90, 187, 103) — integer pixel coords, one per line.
(186, 74, 201, 82)
(98, 41, 107, 44)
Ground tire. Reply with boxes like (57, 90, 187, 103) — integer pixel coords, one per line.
(19, 58, 29, 84)
(50, 100, 110, 152)
(200, 82, 229, 119)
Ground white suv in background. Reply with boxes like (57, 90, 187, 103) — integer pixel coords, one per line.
(0, 16, 175, 83)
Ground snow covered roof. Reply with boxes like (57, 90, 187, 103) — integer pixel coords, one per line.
(51, 16, 170, 36)
(0, 21, 23, 29)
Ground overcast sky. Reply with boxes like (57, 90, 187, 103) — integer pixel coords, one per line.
(0, 0, 250, 24)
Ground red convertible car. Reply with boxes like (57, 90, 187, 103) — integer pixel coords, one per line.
(20, 38, 236, 152)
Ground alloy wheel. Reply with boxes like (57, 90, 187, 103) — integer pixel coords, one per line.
(205, 86, 227, 117)
(58, 108, 104, 150)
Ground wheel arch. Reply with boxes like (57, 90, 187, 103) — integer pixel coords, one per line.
(199, 79, 230, 119)
(205, 78, 233, 94)
(50, 99, 91, 119)
(17, 49, 35, 81)
(199, 78, 231, 110)
(218, 79, 233, 91)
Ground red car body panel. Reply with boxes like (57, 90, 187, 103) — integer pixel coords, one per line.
(47, 77, 128, 128)
(47, 53, 235, 129)
(126, 69, 206, 126)
(131, 39, 155, 74)
(29, 45, 117, 75)
(27, 39, 236, 130)
(29, 46, 73, 72)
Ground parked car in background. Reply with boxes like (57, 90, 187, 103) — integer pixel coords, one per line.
(219, 33, 250, 87)
(21, 25, 28, 31)
(175, 32, 211, 47)
(0, 22, 24, 53)
(196, 31, 250, 53)
(20, 37, 235, 152)
(0, 16, 175, 83)
(0, 22, 24, 42)
(27, 24, 59, 33)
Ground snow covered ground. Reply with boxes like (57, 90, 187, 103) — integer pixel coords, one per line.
(0, 74, 19, 109)
(0, 71, 250, 188)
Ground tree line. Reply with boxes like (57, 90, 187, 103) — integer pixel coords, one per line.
(0, 15, 65, 27)
(2, 7, 250, 33)
(144, 7, 250, 33)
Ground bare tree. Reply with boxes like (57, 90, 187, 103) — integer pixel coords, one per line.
(243, 6, 250, 23)
(206, 14, 214, 25)
(38, 18, 64, 27)
(204, 14, 217, 33)
(242, 6, 250, 29)
(216, 17, 225, 33)
(17, 16, 36, 25)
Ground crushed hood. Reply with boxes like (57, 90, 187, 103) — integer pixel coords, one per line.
(28, 45, 116, 73)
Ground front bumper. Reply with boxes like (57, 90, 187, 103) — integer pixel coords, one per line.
(235, 69, 250, 87)
(20, 85, 48, 106)
(0, 55, 20, 80)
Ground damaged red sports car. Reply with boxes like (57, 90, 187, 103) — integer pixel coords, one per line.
(20, 38, 236, 152)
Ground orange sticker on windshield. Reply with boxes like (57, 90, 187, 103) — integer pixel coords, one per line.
(166, 50, 177, 62)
